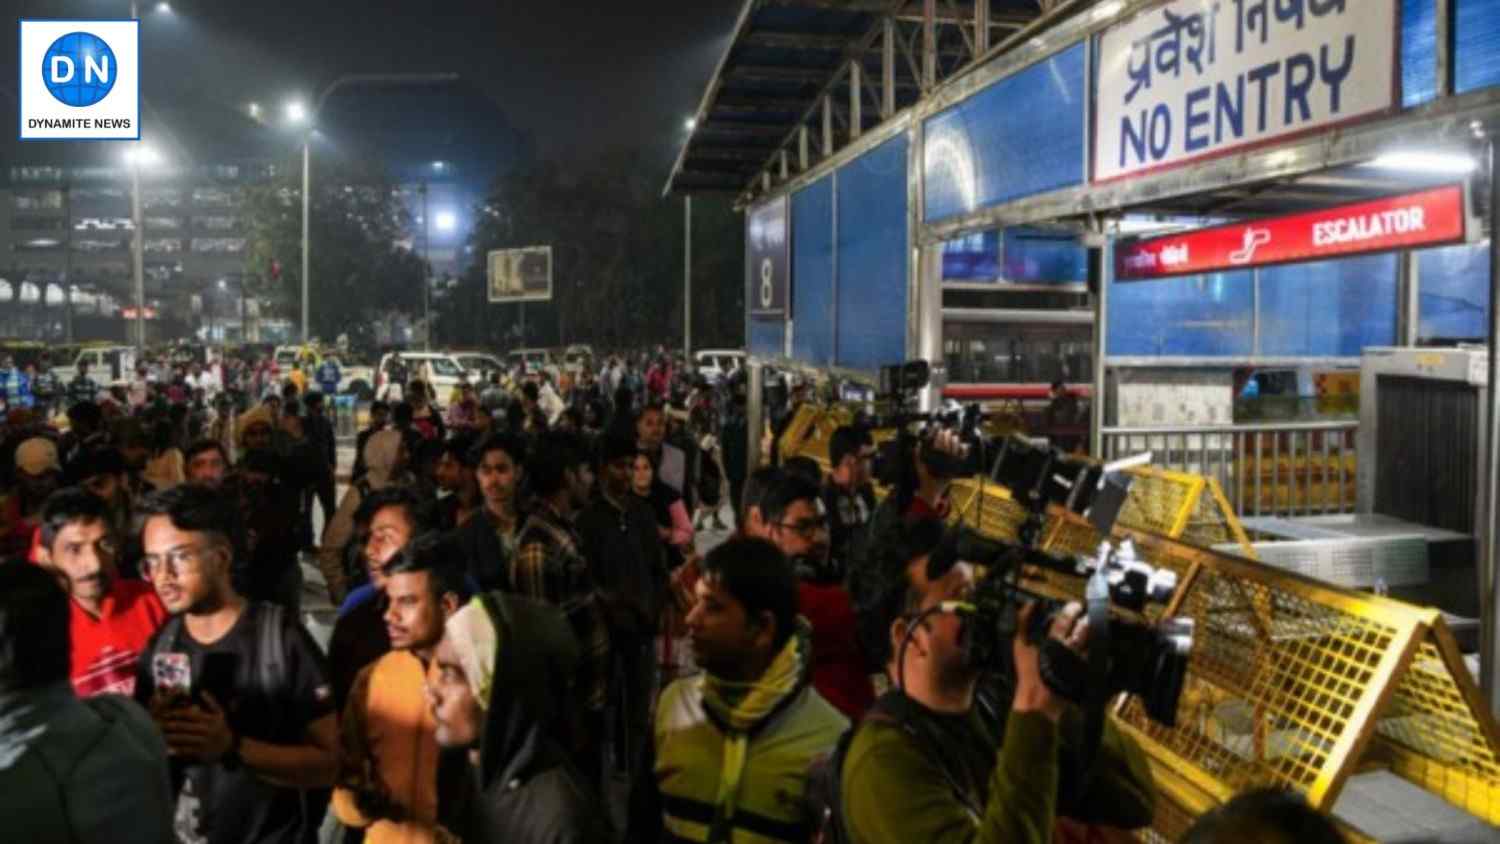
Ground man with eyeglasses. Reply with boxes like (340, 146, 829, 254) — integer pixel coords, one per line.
(134, 484, 339, 844)
(35, 487, 167, 698)
(754, 474, 875, 722)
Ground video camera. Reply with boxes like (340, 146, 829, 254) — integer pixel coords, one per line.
(927, 530, 1191, 726)
(924, 436, 1192, 727)
(867, 360, 991, 484)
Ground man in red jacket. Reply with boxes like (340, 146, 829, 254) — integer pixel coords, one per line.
(34, 487, 166, 697)
(752, 473, 874, 721)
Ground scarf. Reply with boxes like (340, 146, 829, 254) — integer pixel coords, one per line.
(446, 598, 502, 710)
(697, 618, 813, 843)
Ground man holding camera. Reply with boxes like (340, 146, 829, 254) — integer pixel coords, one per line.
(841, 517, 1154, 843)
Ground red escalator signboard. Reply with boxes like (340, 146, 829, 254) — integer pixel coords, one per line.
(1115, 184, 1468, 281)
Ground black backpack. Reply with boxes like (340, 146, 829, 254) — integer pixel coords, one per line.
(145, 603, 288, 722)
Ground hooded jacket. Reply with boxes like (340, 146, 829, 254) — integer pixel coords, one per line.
(0, 682, 174, 843)
(318, 429, 404, 601)
(449, 592, 613, 844)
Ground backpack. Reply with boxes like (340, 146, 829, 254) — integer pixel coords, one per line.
(145, 603, 288, 729)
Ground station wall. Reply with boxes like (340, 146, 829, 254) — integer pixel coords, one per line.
(747, 133, 909, 372)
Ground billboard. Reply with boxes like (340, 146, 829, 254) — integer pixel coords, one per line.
(1094, 0, 1399, 182)
(487, 246, 552, 303)
(747, 195, 790, 320)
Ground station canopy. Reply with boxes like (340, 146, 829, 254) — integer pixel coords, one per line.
(665, 0, 1055, 198)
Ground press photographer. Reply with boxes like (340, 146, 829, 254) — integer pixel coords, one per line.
(839, 517, 1155, 844)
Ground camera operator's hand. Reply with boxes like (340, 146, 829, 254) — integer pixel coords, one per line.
(1011, 602, 1088, 723)
(928, 428, 967, 460)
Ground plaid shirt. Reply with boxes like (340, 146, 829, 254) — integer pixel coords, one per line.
(514, 503, 611, 712)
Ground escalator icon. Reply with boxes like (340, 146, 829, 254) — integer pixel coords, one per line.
(1229, 228, 1271, 265)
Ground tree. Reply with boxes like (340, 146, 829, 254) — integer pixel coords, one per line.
(432, 149, 745, 352)
(243, 150, 426, 346)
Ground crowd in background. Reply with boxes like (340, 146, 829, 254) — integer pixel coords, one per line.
(0, 341, 1349, 844)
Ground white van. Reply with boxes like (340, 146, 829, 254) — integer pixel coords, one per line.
(374, 351, 469, 406)
(54, 345, 137, 387)
(695, 349, 745, 384)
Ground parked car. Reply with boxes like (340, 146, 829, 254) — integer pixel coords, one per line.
(562, 344, 594, 375)
(452, 351, 506, 382)
(54, 345, 138, 387)
(374, 351, 468, 406)
(695, 349, 745, 385)
(507, 347, 556, 377)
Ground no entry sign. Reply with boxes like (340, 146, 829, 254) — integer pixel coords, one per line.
(1115, 184, 1469, 281)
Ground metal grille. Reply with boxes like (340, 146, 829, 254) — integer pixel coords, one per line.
(1374, 375, 1479, 534)
(1119, 561, 1406, 799)
(1115, 466, 1205, 538)
(1375, 639, 1500, 824)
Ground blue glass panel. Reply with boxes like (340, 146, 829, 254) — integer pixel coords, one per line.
(836, 135, 909, 370)
(1108, 269, 1255, 356)
(792, 177, 835, 365)
(1004, 227, 1087, 284)
(943, 230, 1001, 281)
(924, 43, 1086, 222)
(1456, 0, 1500, 93)
(1259, 254, 1398, 356)
(1403, 0, 1438, 106)
(1418, 242, 1491, 340)
(748, 319, 786, 358)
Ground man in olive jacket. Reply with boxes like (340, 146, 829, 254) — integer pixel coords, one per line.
(841, 517, 1155, 844)
(0, 563, 173, 844)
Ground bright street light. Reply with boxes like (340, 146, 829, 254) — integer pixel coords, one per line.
(285, 101, 308, 124)
(247, 102, 261, 119)
(217, 279, 227, 291)
(434, 211, 458, 232)
(156, 2, 172, 13)
(123, 145, 162, 167)
(432, 160, 446, 172)
(685, 117, 697, 131)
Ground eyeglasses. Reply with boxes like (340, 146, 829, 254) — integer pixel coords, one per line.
(141, 542, 220, 579)
(774, 519, 829, 541)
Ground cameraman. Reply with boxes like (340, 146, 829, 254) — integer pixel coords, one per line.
(842, 517, 1154, 843)
(859, 427, 964, 580)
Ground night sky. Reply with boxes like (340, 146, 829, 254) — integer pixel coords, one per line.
(5, 0, 742, 170)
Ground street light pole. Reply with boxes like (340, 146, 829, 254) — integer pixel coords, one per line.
(301, 137, 311, 344)
(422, 181, 431, 351)
(286, 72, 457, 348)
(131, 156, 145, 351)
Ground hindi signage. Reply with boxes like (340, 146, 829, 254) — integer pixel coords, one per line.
(1115, 185, 1468, 281)
(1094, 0, 1399, 183)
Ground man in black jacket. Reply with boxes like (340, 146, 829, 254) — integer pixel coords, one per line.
(426, 591, 611, 843)
(301, 392, 338, 537)
(452, 432, 527, 591)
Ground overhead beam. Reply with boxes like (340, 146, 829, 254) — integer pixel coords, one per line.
(743, 32, 850, 51)
(695, 119, 796, 137)
(726, 65, 834, 83)
(712, 96, 817, 113)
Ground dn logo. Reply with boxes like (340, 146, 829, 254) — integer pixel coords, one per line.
(43, 32, 117, 107)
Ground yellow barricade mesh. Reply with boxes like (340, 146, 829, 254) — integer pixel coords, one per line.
(780, 408, 1500, 836)
(1372, 637, 1500, 824)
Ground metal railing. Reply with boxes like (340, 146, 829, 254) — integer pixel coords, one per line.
(1101, 420, 1360, 518)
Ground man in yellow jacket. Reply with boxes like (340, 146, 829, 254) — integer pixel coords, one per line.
(333, 536, 468, 843)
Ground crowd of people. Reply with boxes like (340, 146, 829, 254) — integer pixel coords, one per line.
(0, 343, 1349, 844)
